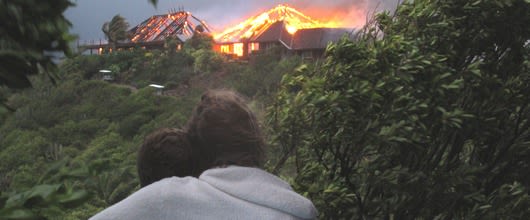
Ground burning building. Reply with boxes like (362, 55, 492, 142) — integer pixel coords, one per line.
(213, 4, 353, 59)
(83, 10, 211, 54)
(82, 4, 352, 58)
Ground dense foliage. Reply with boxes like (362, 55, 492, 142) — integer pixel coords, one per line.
(228, 46, 304, 99)
(0, 0, 73, 89)
(270, 0, 530, 219)
(0, 0, 74, 115)
(61, 49, 195, 89)
(3, 0, 529, 219)
(0, 0, 158, 92)
(0, 34, 302, 218)
(0, 75, 195, 218)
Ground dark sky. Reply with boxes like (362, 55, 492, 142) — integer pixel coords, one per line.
(65, 0, 400, 43)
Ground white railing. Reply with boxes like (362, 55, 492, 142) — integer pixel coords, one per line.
(77, 39, 108, 47)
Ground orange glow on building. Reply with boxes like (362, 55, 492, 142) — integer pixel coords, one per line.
(250, 42, 259, 51)
(233, 43, 244, 57)
(130, 11, 211, 43)
(214, 4, 344, 43)
(220, 45, 230, 53)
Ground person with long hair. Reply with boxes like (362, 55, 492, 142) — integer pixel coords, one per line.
(90, 90, 317, 220)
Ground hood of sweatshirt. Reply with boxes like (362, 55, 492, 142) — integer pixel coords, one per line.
(199, 166, 318, 219)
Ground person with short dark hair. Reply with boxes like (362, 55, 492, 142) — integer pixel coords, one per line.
(137, 128, 192, 187)
(91, 90, 317, 220)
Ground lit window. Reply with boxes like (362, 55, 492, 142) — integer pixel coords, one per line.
(250, 42, 259, 51)
(233, 43, 244, 57)
(221, 45, 230, 53)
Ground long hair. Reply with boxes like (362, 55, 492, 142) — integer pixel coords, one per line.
(186, 90, 265, 175)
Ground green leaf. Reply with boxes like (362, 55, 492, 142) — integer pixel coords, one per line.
(0, 208, 42, 220)
(57, 190, 91, 208)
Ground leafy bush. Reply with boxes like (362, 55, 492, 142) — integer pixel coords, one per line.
(192, 49, 224, 74)
(270, 0, 530, 219)
(227, 48, 303, 98)
(118, 114, 151, 138)
(0, 158, 91, 220)
(0, 130, 47, 173)
(59, 55, 104, 80)
(0, 72, 195, 217)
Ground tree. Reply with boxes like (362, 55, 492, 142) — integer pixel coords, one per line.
(0, 0, 74, 111)
(270, 0, 530, 219)
(0, 158, 91, 219)
(0, 0, 158, 94)
(184, 27, 214, 51)
(1, 0, 159, 218)
(191, 49, 224, 74)
(102, 15, 129, 52)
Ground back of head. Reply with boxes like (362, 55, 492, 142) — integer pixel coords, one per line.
(187, 90, 265, 174)
(137, 128, 193, 187)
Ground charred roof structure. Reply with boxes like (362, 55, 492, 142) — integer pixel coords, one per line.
(130, 10, 211, 43)
(81, 4, 351, 59)
(83, 10, 211, 54)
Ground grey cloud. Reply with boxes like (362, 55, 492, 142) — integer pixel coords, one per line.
(65, 0, 400, 42)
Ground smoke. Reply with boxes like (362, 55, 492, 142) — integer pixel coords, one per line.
(65, 0, 400, 41)
(186, 0, 401, 30)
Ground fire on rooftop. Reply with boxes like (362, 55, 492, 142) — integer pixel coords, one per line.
(82, 4, 354, 60)
(214, 4, 342, 43)
(213, 4, 353, 59)
(130, 10, 211, 43)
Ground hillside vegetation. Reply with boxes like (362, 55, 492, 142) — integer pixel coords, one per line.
(1, 0, 529, 219)
(270, 0, 530, 219)
(0, 33, 303, 219)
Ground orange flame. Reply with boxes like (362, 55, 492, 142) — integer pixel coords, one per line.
(214, 4, 343, 42)
(131, 11, 211, 43)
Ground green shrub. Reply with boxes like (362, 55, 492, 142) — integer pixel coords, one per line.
(118, 114, 151, 138)
(192, 49, 224, 74)
(270, 0, 530, 218)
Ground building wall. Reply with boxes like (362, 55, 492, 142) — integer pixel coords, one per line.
(214, 41, 325, 60)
